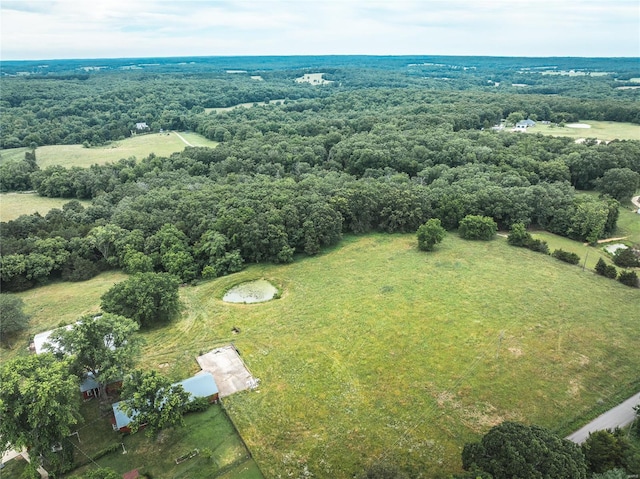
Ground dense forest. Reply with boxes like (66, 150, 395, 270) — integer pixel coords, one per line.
(1, 56, 639, 292)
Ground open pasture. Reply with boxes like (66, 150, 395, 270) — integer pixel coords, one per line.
(1, 192, 89, 222)
(0, 132, 218, 169)
(205, 99, 287, 114)
(5, 234, 639, 477)
(4, 271, 127, 360)
(527, 120, 640, 141)
(141, 234, 639, 477)
(295, 73, 333, 85)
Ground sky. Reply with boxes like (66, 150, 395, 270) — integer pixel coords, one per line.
(1, 0, 638, 60)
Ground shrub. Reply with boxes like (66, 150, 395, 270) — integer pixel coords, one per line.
(604, 265, 618, 279)
(612, 247, 640, 268)
(526, 238, 550, 254)
(552, 249, 580, 265)
(594, 258, 608, 276)
(507, 222, 530, 247)
(458, 215, 497, 241)
(417, 218, 446, 251)
(618, 270, 639, 288)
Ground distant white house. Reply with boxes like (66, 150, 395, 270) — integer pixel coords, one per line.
(135, 122, 149, 131)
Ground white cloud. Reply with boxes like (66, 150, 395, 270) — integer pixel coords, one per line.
(1, 0, 638, 59)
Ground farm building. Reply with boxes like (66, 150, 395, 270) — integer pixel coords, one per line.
(80, 372, 122, 399)
(135, 122, 149, 131)
(111, 372, 219, 432)
(32, 324, 74, 354)
(515, 119, 536, 129)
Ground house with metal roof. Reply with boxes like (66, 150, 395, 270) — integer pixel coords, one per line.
(515, 119, 536, 129)
(111, 372, 219, 432)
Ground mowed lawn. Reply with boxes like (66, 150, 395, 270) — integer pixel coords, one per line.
(0, 192, 90, 222)
(0, 131, 218, 169)
(67, 402, 262, 479)
(5, 234, 639, 477)
(526, 120, 640, 141)
(3, 271, 128, 360)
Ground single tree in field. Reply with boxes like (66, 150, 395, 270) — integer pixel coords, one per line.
(416, 218, 446, 251)
(101, 272, 181, 327)
(0, 293, 30, 343)
(120, 369, 191, 436)
(462, 421, 587, 479)
(47, 313, 142, 397)
(0, 354, 81, 468)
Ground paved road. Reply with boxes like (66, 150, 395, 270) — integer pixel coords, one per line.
(566, 391, 640, 443)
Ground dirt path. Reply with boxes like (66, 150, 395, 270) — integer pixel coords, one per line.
(632, 195, 640, 210)
(173, 131, 193, 147)
(566, 391, 640, 444)
(596, 236, 628, 244)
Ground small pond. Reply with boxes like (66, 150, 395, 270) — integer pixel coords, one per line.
(222, 279, 278, 304)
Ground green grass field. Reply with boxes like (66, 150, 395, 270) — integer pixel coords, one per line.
(2, 271, 128, 360)
(205, 99, 287, 114)
(5, 234, 639, 477)
(0, 132, 218, 169)
(526, 120, 640, 141)
(0, 192, 90, 222)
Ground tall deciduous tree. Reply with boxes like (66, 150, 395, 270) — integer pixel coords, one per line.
(0, 354, 81, 467)
(0, 294, 30, 343)
(120, 370, 190, 436)
(596, 168, 640, 201)
(101, 272, 181, 327)
(47, 313, 142, 397)
(462, 421, 587, 479)
(416, 218, 446, 251)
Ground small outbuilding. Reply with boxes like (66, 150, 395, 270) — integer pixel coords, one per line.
(515, 119, 536, 129)
(111, 372, 219, 432)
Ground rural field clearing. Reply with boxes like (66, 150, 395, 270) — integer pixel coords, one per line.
(0, 192, 89, 222)
(525, 120, 640, 141)
(0, 132, 218, 169)
(295, 73, 333, 85)
(4, 271, 128, 360)
(205, 99, 287, 114)
(5, 234, 639, 477)
(140, 234, 639, 477)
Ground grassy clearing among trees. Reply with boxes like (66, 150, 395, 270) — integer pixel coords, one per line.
(4, 234, 639, 477)
(0, 192, 89, 222)
(2, 271, 127, 360)
(133, 234, 639, 477)
(0, 132, 218, 169)
(527, 120, 640, 141)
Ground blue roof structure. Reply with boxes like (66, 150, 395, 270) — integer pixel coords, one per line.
(111, 372, 218, 430)
(112, 400, 135, 430)
(179, 372, 219, 400)
(80, 372, 99, 393)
